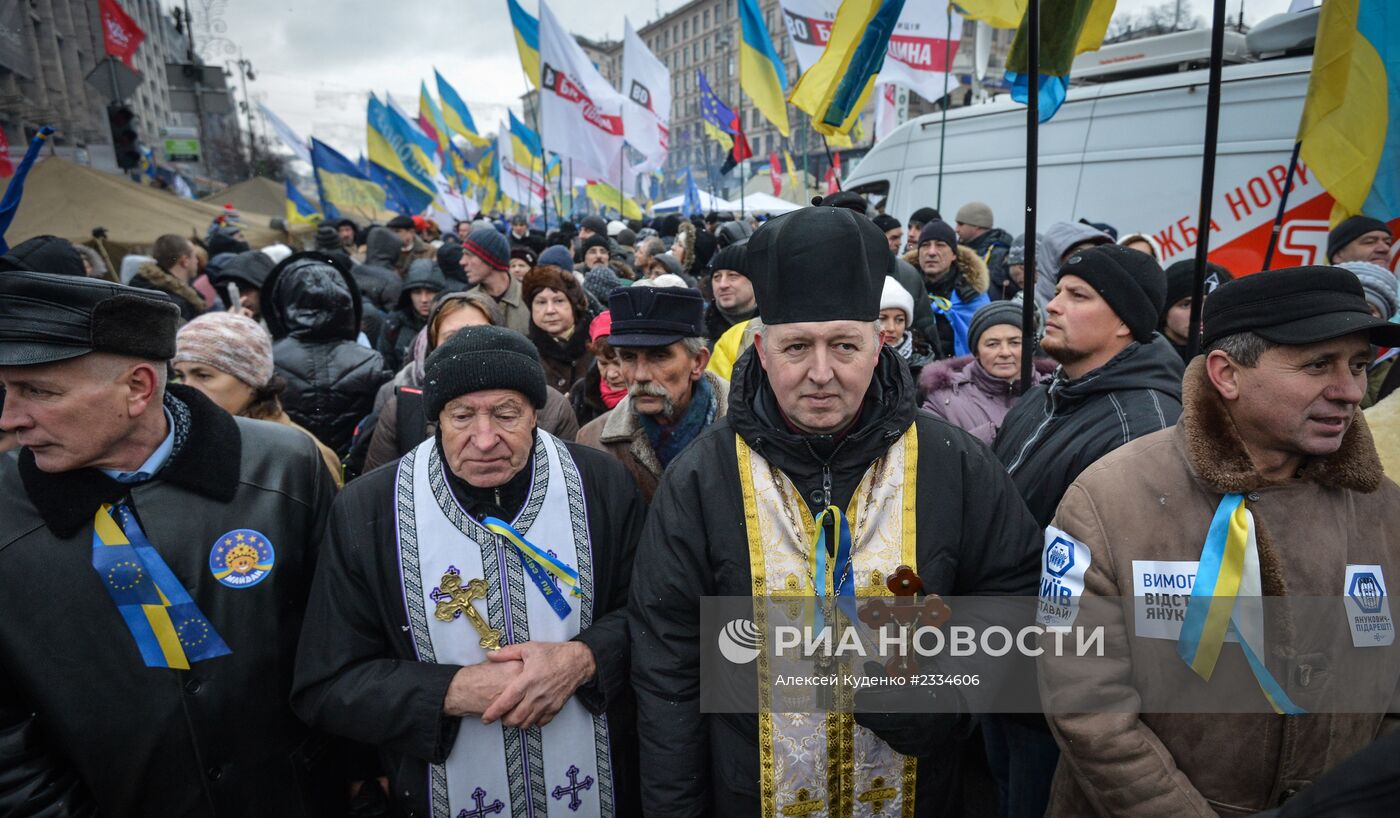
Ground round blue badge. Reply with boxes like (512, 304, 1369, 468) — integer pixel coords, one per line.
(209, 529, 276, 588)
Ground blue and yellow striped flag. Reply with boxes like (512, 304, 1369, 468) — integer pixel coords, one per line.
(310, 138, 387, 221)
(367, 93, 436, 214)
(285, 178, 321, 226)
(436, 70, 490, 148)
(1005, 0, 1116, 122)
(507, 0, 542, 89)
(789, 0, 906, 138)
(739, 0, 790, 137)
(1298, 0, 1400, 225)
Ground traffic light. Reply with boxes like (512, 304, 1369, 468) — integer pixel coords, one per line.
(107, 104, 141, 171)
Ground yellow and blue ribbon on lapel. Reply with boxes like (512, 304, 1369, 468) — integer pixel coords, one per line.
(92, 503, 231, 669)
(813, 505, 855, 631)
(1177, 493, 1304, 715)
(483, 516, 581, 620)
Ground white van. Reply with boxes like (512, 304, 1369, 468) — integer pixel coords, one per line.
(842, 13, 1369, 275)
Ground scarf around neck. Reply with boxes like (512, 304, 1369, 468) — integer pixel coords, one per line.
(639, 375, 716, 467)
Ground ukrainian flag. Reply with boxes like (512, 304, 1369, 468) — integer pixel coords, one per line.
(509, 110, 543, 168)
(285, 178, 321, 226)
(586, 180, 642, 220)
(367, 93, 436, 214)
(789, 0, 906, 138)
(739, 0, 790, 137)
(1005, 0, 1116, 122)
(507, 0, 541, 89)
(436, 70, 490, 148)
(310, 138, 386, 221)
(1299, 0, 1400, 225)
(956, 0, 1029, 29)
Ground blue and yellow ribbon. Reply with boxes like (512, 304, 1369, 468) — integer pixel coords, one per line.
(812, 505, 855, 631)
(1178, 494, 1304, 715)
(92, 503, 231, 669)
(483, 516, 582, 621)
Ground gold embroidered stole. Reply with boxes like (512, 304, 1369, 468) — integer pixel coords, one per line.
(737, 425, 919, 818)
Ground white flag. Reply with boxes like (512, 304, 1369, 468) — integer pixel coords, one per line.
(778, 0, 962, 104)
(539, 0, 627, 182)
(257, 102, 311, 166)
(622, 17, 671, 175)
(497, 128, 549, 214)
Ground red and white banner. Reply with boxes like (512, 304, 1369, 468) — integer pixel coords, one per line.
(99, 0, 145, 71)
(769, 152, 783, 196)
(826, 151, 842, 194)
(622, 18, 671, 177)
(539, 0, 626, 182)
(778, 0, 961, 104)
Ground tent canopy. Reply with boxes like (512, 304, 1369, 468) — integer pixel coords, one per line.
(200, 176, 285, 216)
(731, 191, 804, 214)
(651, 189, 738, 213)
(5, 158, 299, 253)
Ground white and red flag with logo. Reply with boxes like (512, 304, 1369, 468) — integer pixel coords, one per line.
(539, 0, 626, 181)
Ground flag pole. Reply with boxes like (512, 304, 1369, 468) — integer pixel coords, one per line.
(739, 87, 747, 219)
(936, 2, 953, 212)
(823, 137, 841, 192)
(1261, 140, 1302, 271)
(1019, 0, 1040, 393)
(1186, 0, 1228, 360)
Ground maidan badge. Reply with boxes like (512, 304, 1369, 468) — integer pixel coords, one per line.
(1344, 565, 1394, 648)
(210, 529, 276, 589)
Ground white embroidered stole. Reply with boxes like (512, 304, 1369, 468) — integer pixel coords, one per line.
(395, 432, 614, 818)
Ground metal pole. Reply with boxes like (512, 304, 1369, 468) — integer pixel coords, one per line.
(1260, 140, 1301, 271)
(936, 3, 953, 211)
(1186, 0, 1228, 360)
(238, 52, 255, 167)
(1019, 0, 1040, 393)
(823, 138, 840, 192)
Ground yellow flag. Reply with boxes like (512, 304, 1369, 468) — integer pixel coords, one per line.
(957, 0, 1029, 29)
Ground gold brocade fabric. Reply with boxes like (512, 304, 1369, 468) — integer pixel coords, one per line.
(736, 427, 919, 818)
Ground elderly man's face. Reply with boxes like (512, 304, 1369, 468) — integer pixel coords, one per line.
(1334, 230, 1394, 265)
(756, 320, 880, 434)
(338, 224, 356, 244)
(1209, 334, 1370, 464)
(461, 250, 495, 285)
(0, 354, 162, 473)
(439, 388, 537, 488)
(584, 246, 610, 269)
(393, 228, 416, 250)
(618, 342, 709, 422)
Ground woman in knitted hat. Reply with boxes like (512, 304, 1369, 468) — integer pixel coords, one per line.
(509, 246, 537, 282)
(522, 264, 594, 396)
(570, 310, 630, 427)
(173, 312, 343, 486)
(917, 301, 1055, 444)
(877, 276, 935, 383)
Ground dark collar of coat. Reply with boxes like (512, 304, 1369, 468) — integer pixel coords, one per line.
(18, 384, 242, 539)
(1180, 356, 1382, 495)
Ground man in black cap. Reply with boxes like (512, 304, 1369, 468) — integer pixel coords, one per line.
(0, 272, 344, 815)
(703, 241, 757, 343)
(335, 217, 360, 254)
(987, 243, 1184, 817)
(1327, 215, 1394, 266)
(207, 248, 275, 320)
(1159, 259, 1232, 362)
(1038, 266, 1400, 816)
(905, 206, 941, 254)
(577, 286, 727, 503)
(294, 325, 644, 818)
(387, 214, 433, 275)
(0, 234, 87, 277)
(629, 207, 1042, 816)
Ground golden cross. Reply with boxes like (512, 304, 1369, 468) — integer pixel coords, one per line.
(858, 776, 898, 814)
(434, 572, 504, 651)
(780, 788, 824, 816)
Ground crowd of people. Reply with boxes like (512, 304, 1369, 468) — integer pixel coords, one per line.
(0, 195, 1397, 818)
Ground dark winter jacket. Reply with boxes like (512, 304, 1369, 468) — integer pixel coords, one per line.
(993, 335, 1185, 527)
(891, 256, 937, 340)
(629, 347, 1043, 816)
(529, 323, 594, 396)
(918, 354, 1057, 444)
(376, 259, 444, 372)
(264, 252, 391, 456)
(0, 385, 343, 817)
(350, 227, 404, 313)
(128, 262, 207, 321)
(703, 301, 757, 345)
(965, 227, 1014, 299)
(902, 245, 991, 359)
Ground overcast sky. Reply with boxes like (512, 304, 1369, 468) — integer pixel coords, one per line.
(163, 0, 1304, 159)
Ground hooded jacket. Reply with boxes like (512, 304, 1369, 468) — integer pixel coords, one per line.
(993, 335, 1185, 527)
(128, 262, 208, 321)
(351, 227, 404, 312)
(919, 354, 1057, 444)
(376, 259, 445, 372)
(902, 244, 991, 359)
(629, 347, 1043, 815)
(1039, 222, 1114, 308)
(1040, 358, 1400, 816)
(263, 252, 390, 456)
(964, 226, 1014, 297)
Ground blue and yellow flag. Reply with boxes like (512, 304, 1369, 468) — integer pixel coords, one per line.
(1298, 0, 1400, 225)
(507, 0, 542, 89)
(789, 0, 906, 138)
(367, 93, 436, 214)
(509, 110, 543, 168)
(956, 0, 1029, 29)
(436, 70, 490, 148)
(1005, 0, 1116, 122)
(586, 180, 643, 220)
(285, 178, 321, 226)
(310, 138, 387, 221)
(739, 0, 790, 137)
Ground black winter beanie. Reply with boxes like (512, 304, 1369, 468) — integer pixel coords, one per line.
(1327, 215, 1391, 262)
(1058, 244, 1166, 343)
(423, 325, 548, 418)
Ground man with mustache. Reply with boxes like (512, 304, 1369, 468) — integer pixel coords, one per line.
(1038, 266, 1400, 815)
(577, 286, 727, 503)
